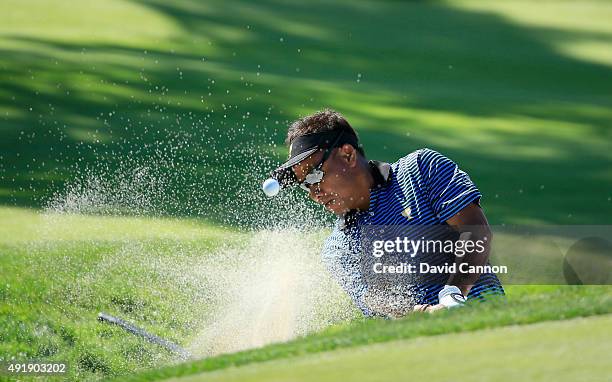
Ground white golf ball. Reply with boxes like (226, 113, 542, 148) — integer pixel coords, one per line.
(262, 178, 280, 197)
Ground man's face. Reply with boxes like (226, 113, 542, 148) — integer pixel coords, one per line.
(292, 146, 360, 215)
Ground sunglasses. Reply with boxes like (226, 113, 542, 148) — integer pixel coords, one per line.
(299, 161, 326, 192)
(296, 130, 346, 192)
(298, 146, 338, 191)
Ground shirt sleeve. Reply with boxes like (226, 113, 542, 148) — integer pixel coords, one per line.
(321, 229, 373, 317)
(418, 148, 482, 222)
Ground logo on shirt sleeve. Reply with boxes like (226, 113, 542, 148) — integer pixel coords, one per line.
(401, 207, 412, 220)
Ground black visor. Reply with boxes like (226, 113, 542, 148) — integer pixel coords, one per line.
(271, 129, 360, 188)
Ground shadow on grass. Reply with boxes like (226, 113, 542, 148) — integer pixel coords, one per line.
(1, 0, 611, 225)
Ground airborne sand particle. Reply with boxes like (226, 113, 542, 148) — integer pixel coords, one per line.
(186, 229, 355, 357)
(42, 142, 357, 360)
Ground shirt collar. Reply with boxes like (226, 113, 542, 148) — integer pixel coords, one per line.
(338, 160, 391, 230)
(369, 160, 391, 188)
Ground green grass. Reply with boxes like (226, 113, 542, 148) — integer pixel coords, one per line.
(0, 207, 244, 381)
(162, 314, 612, 382)
(116, 285, 612, 382)
(2, 206, 611, 381)
(1, 0, 611, 224)
(1, 0, 612, 381)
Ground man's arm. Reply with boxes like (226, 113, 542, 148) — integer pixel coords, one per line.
(445, 202, 492, 296)
(414, 202, 492, 313)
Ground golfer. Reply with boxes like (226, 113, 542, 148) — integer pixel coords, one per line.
(270, 109, 504, 317)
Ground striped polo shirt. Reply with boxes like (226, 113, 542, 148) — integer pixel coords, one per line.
(322, 148, 504, 317)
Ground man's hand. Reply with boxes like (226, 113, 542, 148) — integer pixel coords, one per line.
(413, 304, 446, 313)
(414, 286, 467, 313)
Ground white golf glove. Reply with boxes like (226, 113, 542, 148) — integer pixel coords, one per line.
(438, 285, 467, 308)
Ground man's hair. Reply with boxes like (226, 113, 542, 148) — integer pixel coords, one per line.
(286, 108, 365, 155)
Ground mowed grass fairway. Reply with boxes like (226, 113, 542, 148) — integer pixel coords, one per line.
(1, 0, 611, 224)
(1, 0, 611, 381)
(163, 315, 612, 382)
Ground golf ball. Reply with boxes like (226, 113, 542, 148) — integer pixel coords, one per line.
(262, 178, 280, 197)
